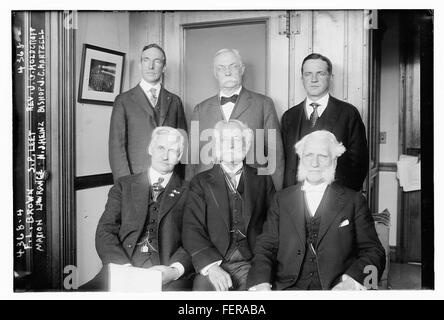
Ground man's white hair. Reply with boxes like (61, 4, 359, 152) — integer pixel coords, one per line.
(148, 126, 185, 155)
(295, 130, 346, 159)
(213, 119, 253, 161)
(213, 48, 244, 67)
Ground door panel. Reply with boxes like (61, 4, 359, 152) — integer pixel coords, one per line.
(184, 22, 267, 119)
(312, 11, 346, 101)
(399, 12, 422, 263)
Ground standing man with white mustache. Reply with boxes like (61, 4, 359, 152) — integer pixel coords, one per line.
(187, 48, 284, 191)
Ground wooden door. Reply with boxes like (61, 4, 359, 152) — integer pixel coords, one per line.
(398, 11, 423, 263)
(163, 11, 290, 119)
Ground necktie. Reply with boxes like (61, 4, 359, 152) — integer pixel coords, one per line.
(151, 177, 164, 201)
(149, 87, 158, 107)
(309, 102, 320, 127)
(220, 94, 238, 105)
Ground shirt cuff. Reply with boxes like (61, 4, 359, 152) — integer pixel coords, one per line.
(169, 262, 185, 280)
(342, 274, 367, 290)
(200, 260, 222, 276)
(248, 283, 272, 291)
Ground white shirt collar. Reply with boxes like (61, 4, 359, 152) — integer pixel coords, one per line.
(219, 86, 242, 98)
(148, 167, 173, 188)
(301, 180, 329, 217)
(140, 79, 161, 95)
(305, 93, 330, 119)
(220, 162, 243, 189)
(301, 180, 329, 193)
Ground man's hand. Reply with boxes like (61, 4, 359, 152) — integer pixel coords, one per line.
(207, 264, 232, 291)
(149, 265, 180, 285)
(332, 274, 367, 290)
(248, 283, 272, 291)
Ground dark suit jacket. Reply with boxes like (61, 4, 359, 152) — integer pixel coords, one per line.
(109, 85, 187, 181)
(95, 171, 193, 276)
(281, 96, 369, 191)
(182, 164, 275, 272)
(187, 87, 284, 190)
(246, 182, 386, 290)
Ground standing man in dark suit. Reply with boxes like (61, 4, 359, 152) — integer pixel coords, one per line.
(247, 130, 385, 291)
(281, 53, 368, 191)
(109, 43, 187, 181)
(188, 48, 284, 190)
(183, 120, 275, 291)
(83, 127, 193, 291)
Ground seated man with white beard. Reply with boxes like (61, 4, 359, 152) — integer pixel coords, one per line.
(246, 130, 385, 290)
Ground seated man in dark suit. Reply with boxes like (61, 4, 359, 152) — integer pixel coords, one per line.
(81, 127, 193, 291)
(183, 119, 275, 291)
(247, 130, 385, 291)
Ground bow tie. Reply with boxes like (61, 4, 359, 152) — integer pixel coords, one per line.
(220, 94, 238, 105)
(301, 182, 327, 192)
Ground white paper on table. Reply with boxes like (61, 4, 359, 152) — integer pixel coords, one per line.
(397, 154, 421, 192)
(108, 263, 162, 292)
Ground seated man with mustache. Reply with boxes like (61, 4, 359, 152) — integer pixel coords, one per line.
(183, 119, 275, 291)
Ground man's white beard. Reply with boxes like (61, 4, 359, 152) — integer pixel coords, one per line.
(297, 162, 336, 185)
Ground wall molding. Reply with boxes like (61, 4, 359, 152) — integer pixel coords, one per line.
(379, 162, 397, 172)
(74, 173, 114, 191)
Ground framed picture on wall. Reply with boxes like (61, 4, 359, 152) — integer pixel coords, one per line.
(78, 44, 125, 106)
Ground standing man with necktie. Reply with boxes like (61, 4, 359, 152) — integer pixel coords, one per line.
(187, 48, 284, 191)
(183, 120, 275, 291)
(281, 53, 368, 191)
(82, 127, 193, 291)
(109, 43, 187, 181)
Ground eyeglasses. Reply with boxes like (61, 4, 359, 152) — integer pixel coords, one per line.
(215, 63, 241, 73)
(142, 57, 164, 66)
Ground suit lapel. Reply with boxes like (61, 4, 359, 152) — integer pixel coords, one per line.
(316, 183, 346, 247)
(292, 101, 305, 142)
(230, 88, 252, 119)
(320, 96, 342, 133)
(131, 173, 150, 230)
(241, 166, 254, 228)
(158, 86, 172, 126)
(206, 95, 224, 122)
(131, 85, 156, 121)
(207, 165, 230, 232)
(158, 172, 183, 223)
(285, 184, 306, 245)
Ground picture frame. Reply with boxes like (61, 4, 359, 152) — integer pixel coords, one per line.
(78, 44, 125, 106)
